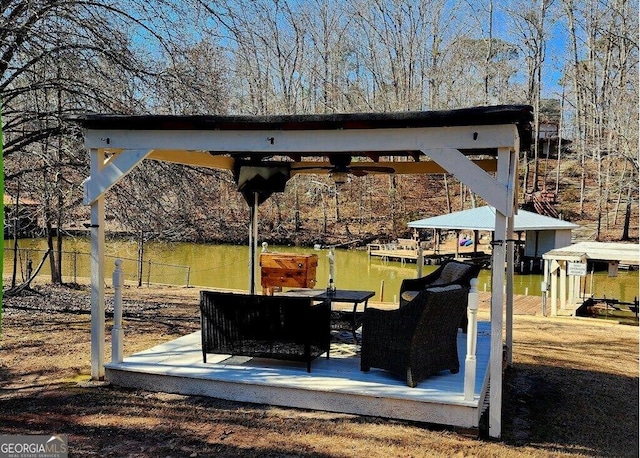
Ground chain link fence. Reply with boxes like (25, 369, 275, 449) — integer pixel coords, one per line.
(3, 247, 191, 287)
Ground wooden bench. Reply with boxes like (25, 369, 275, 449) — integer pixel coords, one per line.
(200, 291, 331, 372)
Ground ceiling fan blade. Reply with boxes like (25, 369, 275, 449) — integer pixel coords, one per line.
(290, 164, 332, 172)
(350, 168, 368, 177)
(349, 165, 396, 174)
(291, 160, 396, 177)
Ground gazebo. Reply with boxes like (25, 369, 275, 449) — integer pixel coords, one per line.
(75, 105, 533, 438)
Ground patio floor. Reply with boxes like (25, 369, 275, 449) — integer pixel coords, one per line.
(105, 321, 492, 430)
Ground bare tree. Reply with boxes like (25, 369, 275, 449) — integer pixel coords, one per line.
(506, 0, 556, 195)
(1, 0, 208, 283)
(561, 0, 638, 235)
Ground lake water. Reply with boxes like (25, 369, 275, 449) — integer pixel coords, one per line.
(4, 238, 638, 304)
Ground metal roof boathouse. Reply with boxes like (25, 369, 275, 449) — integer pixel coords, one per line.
(75, 105, 533, 438)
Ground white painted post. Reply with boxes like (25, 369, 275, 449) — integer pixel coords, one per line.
(328, 246, 336, 291)
(551, 263, 558, 316)
(506, 214, 515, 367)
(416, 246, 423, 278)
(112, 259, 124, 363)
(542, 259, 550, 316)
(88, 148, 105, 381)
(560, 261, 567, 310)
(488, 146, 513, 439)
(464, 278, 479, 401)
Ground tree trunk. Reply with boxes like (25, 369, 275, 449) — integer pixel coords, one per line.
(334, 185, 340, 222)
(443, 174, 451, 214)
(137, 230, 144, 287)
(621, 190, 632, 241)
(294, 179, 301, 231)
(389, 175, 397, 236)
(46, 221, 61, 284)
(11, 186, 20, 288)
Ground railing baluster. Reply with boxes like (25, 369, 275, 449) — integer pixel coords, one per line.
(112, 259, 124, 363)
(464, 278, 479, 401)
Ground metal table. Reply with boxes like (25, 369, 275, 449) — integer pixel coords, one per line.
(281, 289, 376, 343)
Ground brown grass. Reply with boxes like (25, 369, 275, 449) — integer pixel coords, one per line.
(1, 283, 638, 457)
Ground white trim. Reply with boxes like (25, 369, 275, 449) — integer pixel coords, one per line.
(488, 147, 513, 438)
(505, 214, 514, 366)
(84, 124, 518, 152)
(505, 147, 518, 366)
(83, 149, 152, 205)
(420, 148, 512, 216)
(90, 149, 106, 380)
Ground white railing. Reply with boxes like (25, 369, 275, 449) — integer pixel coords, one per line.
(111, 259, 124, 363)
(464, 278, 479, 401)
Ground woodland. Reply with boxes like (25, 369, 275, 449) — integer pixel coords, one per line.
(1, 0, 638, 285)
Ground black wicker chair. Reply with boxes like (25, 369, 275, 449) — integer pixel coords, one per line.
(399, 260, 480, 332)
(360, 284, 470, 387)
(200, 291, 331, 372)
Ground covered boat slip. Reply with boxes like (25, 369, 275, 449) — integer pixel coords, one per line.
(104, 322, 492, 429)
(542, 242, 640, 316)
(75, 105, 533, 438)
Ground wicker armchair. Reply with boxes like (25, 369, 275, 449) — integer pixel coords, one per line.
(360, 284, 470, 387)
(399, 260, 480, 332)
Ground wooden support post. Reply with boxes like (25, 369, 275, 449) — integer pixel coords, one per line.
(416, 246, 423, 278)
(488, 145, 513, 439)
(89, 148, 105, 381)
(112, 259, 124, 364)
(464, 278, 479, 401)
(551, 262, 558, 316)
(560, 261, 567, 310)
(505, 214, 515, 367)
(542, 259, 549, 316)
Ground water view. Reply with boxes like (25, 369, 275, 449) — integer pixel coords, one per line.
(4, 237, 638, 304)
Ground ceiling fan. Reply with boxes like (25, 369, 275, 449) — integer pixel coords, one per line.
(291, 154, 396, 183)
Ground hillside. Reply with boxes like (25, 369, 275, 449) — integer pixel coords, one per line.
(210, 157, 639, 246)
(84, 155, 637, 247)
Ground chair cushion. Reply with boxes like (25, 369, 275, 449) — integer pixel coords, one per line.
(401, 290, 420, 303)
(403, 284, 463, 304)
(430, 262, 472, 286)
(424, 284, 463, 293)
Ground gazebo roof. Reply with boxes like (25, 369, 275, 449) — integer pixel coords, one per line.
(542, 241, 640, 264)
(408, 206, 579, 232)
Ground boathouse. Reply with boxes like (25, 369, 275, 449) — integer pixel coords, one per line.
(542, 241, 640, 316)
(408, 205, 579, 272)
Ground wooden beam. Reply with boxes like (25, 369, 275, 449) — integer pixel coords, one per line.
(147, 150, 235, 169)
(291, 159, 497, 175)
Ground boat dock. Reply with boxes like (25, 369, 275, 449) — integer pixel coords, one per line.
(368, 247, 454, 265)
(367, 240, 490, 267)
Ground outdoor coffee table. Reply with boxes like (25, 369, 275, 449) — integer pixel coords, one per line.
(282, 289, 375, 343)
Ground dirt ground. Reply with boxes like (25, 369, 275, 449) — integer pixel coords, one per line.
(1, 283, 638, 458)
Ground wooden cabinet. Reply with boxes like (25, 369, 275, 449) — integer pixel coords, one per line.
(260, 253, 318, 294)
